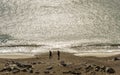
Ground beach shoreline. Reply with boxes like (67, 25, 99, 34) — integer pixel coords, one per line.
(0, 51, 119, 59)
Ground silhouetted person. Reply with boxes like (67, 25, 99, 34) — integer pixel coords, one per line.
(57, 50, 60, 60)
(49, 51, 52, 59)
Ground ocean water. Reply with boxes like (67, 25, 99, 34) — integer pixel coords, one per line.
(0, 0, 120, 55)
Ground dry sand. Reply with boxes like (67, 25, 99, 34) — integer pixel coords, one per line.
(0, 52, 119, 75)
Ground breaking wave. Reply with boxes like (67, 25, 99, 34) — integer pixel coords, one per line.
(0, 39, 120, 56)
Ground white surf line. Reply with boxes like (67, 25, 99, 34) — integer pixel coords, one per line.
(74, 52, 120, 57)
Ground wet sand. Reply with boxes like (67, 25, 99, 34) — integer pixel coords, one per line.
(0, 54, 35, 59)
(0, 52, 120, 75)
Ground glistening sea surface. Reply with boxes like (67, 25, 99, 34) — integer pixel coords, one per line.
(0, 0, 120, 56)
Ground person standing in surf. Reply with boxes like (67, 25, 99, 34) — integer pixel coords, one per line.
(49, 51, 52, 59)
(57, 50, 60, 60)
